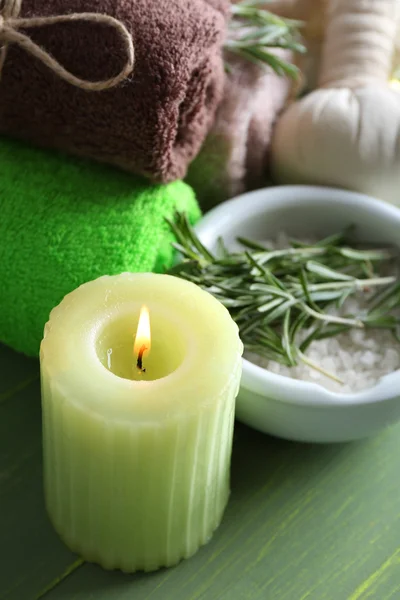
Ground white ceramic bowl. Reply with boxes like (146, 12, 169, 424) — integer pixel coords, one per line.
(196, 185, 400, 443)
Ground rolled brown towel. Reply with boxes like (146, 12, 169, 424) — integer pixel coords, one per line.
(186, 51, 293, 208)
(0, 0, 229, 183)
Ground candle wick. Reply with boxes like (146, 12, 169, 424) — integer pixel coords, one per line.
(136, 344, 148, 373)
(107, 348, 112, 370)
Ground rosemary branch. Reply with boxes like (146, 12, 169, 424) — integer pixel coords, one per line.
(166, 213, 400, 383)
(224, 0, 306, 78)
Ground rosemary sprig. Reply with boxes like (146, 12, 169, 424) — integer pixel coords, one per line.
(224, 0, 306, 78)
(166, 213, 400, 383)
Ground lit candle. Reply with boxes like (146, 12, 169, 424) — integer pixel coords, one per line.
(40, 273, 243, 572)
(134, 305, 151, 375)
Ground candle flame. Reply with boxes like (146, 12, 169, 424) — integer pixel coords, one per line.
(134, 305, 151, 357)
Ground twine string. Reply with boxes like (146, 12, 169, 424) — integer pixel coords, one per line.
(0, 0, 135, 91)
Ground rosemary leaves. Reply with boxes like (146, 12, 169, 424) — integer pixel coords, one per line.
(225, 0, 306, 78)
(167, 213, 400, 383)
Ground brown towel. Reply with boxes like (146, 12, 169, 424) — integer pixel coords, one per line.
(186, 52, 293, 208)
(0, 0, 229, 183)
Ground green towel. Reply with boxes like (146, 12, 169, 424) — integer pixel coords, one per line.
(0, 139, 201, 357)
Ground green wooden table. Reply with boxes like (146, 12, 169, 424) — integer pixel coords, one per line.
(2, 341, 400, 600)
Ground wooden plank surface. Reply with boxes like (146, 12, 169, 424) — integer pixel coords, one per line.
(44, 426, 400, 600)
(0, 345, 79, 600)
(0, 343, 38, 400)
(1, 342, 400, 600)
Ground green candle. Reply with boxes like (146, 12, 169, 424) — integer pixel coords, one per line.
(40, 273, 243, 572)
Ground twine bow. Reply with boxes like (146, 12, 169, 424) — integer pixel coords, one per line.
(0, 0, 135, 91)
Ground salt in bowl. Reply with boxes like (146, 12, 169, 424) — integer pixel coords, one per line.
(196, 185, 400, 443)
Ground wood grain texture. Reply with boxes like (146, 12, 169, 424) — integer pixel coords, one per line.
(1, 342, 400, 600)
(0, 343, 38, 400)
(44, 424, 400, 600)
(0, 346, 79, 600)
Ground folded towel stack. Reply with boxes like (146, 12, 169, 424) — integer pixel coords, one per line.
(0, 0, 229, 183)
(0, 0, 300, 357)
(0, 139, 200, 357)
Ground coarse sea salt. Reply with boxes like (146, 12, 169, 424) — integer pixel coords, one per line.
(245, 233, 400, 394)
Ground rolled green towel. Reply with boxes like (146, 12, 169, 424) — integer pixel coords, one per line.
(0, 139, 201, 357)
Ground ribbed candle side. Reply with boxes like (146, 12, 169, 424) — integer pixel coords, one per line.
(41, 357, 242, 572)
